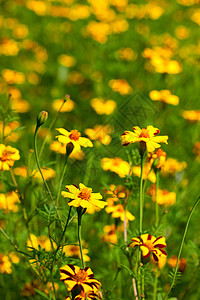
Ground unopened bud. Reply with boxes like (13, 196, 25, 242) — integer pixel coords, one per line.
(64, 94, 70, 103)
(66, 142, 74, 157)
(37, 111, 48, 127)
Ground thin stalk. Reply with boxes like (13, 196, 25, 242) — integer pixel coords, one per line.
(153, 268, 158, 300)
(55, 158, 68, 208)
(155, 171, 159, 228)
(163, 196, 200, 300)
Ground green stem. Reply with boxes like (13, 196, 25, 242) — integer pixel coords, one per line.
(153, 267, 158, 300)
(163, 195, 200, 300)
(55, 158, 68, 208)
(155, 170, 159, 228)
(78, 212, 85, 269)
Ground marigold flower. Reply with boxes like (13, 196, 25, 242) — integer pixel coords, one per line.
(73, 290, 102, 300)
(109, 79, 132, 95)
(161, 158, 187, 175)
(102, 224, 118, 245)
(151, 252, 167, 269)
(14, 166, 56, 181)
(182, 110, 200, 122)
(148, 148, 167, 170)
(0, 121, 20, 142)
(132, 163, 156, 183)
(129, 234, 167, 262)
(147, 185, 176, 206)
(56, 128, 93, 151)
(106, 204, 135, 222)
(61, 183, 107, 210)
(90, 98, 116, 115)
(85, 125, 113, 145)
(63, 242, 90, 262)
(105, 184, 129, 206)
(0, 254, 12, 274)
(101, 157, 130, 178)
(0, 191, 20, 212)
(52, 98, 75, 112)
(121, 125, 168, 153)
(149, 90, 179, 106)
(60, 264, 101, 293)
(168, 255, 187, 273)
(27, 234, 56, 251)
(0, 144, 20, 171)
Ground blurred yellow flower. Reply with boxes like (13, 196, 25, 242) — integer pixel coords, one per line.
(85, 124, 113, 145)
(11, 99, 30, 113)
(14, 166, 56, 181)
(62, 183, 106, 210)
(0, 38, 19, 56)
(27, 234, 56, 251)
(168, 255, 187, 273)
(56, 128, 93, 151)
(0, 191, 20, 212)
(106, 204, 135, 222)
(121, 125, 168, 153)
(9, 252, 20, 264)
(161, 158, 187, 175)
(0, 254, 12, 274)
(52, 98, 75, 112)
(182, 110, 200, 122)
(58, 54, 76, 67)
(50, 141, 84, 160)
(0, 144, 20, 171)
(87, 21, 111, 43)
(102, 224, 117, 245)
(149, 90, 179, 105)
(132, 163, 156, 183)
(2, 69, 25, 84)
(147, 185, 176, 206)
(148, 148, 167, 170)
(91, 98, 116, 115)
(0, 121, 20, 142)
(115, 48, 137, 61)
(109, 79, 132, 95)
(101, 157, 130, 178)
(63, 242, 90, 262)
(175, 26, 190, 40)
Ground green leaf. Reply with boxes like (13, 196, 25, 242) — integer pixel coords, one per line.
(34, 288, 49, 299)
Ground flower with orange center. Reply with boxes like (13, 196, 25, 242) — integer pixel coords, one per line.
(121, 125, 168, 153)
(101, 157, 131, 178)
(147, 185, 176, 206)
(0, 144, 20, 171)
(129, 234, 167, 262)
(106, 204, 135, 222)
(63, 242, 90, 262)
(61, 183, 107, 210)
(60, 264, 101, 293)
(56, 128, 93, 152)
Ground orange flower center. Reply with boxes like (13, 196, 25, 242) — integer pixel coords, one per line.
(113, 158, 122, 166)
(139, 129, 150, 138)
(143, 240, 154, 251)
(69, 130, 81, 141)
(73, 269, 88, 283)
(78, 188, 91, 201)
(0, 150, 13, 162)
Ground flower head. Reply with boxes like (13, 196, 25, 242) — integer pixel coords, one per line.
(147, 185, 176, 206)
(0, 144, 20, 171)
(60, 264, 101, 293)
(61, 183, 107, 210)
(121, 125, 168, 153)
(56, 128, 93, 152)
(63, 242, 90, 262)
(0, 254, 12, 274)
(101, 157, 130, 178)
(129, 233, 167, 262)
(106, 204, 135, 222)
(85, 125, 112, 145)
(149, 90, 179, 105)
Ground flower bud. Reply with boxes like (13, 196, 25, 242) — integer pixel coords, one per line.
(64, 94, 70, 103)
(37, 111, 48, 127)
(66, 142, 74, 157)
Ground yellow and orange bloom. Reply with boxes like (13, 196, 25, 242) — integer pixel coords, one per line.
(14, 166, 56, 181)
(0, 121, 20, 142)
(61, 183, 106, 210)
(63, 242, 90, 262)
(90, 98, 116, 115)
(148, 148, 167, 170)
(27, 234, 56, 252)
(101, 157, 131, 178)
(149, 90, 179, 106)
(56, 128, 93, 151)
(52, 98, 75, 113)
(161, 158, 187, 176)
(0, 144, 20, 171)
(182, 110, 200, 122)
(132, 163, 156, 183)
(105, 184, 130, 206)
(60, 264, 101, 293)
(129, 234, 167, 262)
(0, 254, 12, 274)
(109, 79, 132, 95)
(85, 125, 113, 145)
(102, 224, 118, 245)
(0, 191, 20, 212)
(121, 125, 168, 153)
(73, 290, 102, 300)
(147, 185, 176, 206)
(168, 255, 187, 273)
(106, 204, 135, 222)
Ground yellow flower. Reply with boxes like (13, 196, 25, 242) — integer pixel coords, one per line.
(0, 191, 20, 212)
(101, 157, 131, 178)
(148, 148, 167, 170)
(0, 144, 20, 171)
(102, 224, 117, 245)
(105, 184, 130, 206)
(161, 158, 187, 175)
(56, 128, 93, 151)
(106, 204, 135, 222)
(129, 234, 167, 262)
(168, 255, 187, 273)
(9, 252, 20, 264)
(58, 54, 76, 67)
(90, 98, 116, 115)
(85, 125, 113, 145)
(121, 125, 168, 153)
(132, 164, 156, 183)
(147, 185, 176, 206)
(11, 99, 30, 113)
(63, 242, 90, 262)
(149, 90, 179, 105)
(27, 234, 56, 251)
(182, 110, 200, 122)
(0, 254, 12, 274)
(109, 79, 132, 95)
(62, 183, 107, 210)
(60, 264, 101, 293)
(50, 141, 85, 160)
(14, 166, 56, 181)
(0, 121, 20, 142)
(52, 98, 75, 113)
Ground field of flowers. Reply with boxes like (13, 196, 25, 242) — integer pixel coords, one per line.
(0, 0, 200, 299)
